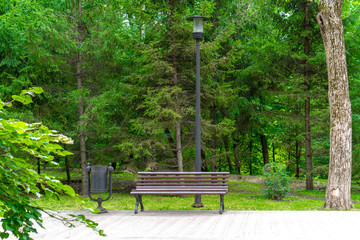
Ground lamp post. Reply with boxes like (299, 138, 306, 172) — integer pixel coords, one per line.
(186, 15, 209, 207)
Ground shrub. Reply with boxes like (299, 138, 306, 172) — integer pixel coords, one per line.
(263, 162, 290, 200)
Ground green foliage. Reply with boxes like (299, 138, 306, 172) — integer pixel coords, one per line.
(1, 0, 360, 197)
(0, 90, 104, 239)
(263, 162, 290, 200)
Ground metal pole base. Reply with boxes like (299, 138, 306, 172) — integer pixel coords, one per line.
(192, 203, 204, 208)
(96, 198, 108, 214)
(192, 195, 204, 208)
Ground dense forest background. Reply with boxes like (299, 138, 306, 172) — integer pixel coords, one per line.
(1, 0, 360, 184)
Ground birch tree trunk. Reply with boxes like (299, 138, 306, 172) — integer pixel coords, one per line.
(316, 0, 353, 209)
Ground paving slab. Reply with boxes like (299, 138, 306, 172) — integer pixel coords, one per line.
(6, 210, 360, 240)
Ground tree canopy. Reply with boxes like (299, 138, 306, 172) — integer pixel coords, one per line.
(1, 1, 360, 235)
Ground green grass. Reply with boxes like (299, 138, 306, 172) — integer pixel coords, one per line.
(293, 190, 325, 198)
(30, 170, 360, 211)
(42, 169, 81, 182)
(229, 180, 262, 192)
(28, 171, 360, 211)
(34, 191, 360, 211)
(41, 168, 136, 182)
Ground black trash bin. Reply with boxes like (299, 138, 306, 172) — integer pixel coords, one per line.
(86, 163, 113, 213)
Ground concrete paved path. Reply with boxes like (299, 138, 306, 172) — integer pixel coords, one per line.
(7, 210, 360, 240)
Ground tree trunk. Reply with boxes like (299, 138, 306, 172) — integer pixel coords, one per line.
(260, 134, 269, 165)
(64, 145, 71, 185)
(224, 137, 233, 172)
(170, 0, 183, 172)
(287, 149, 291, 169)
(272, 145, 275, 162)
(210, 105, 217, 172)
(304, 97, 313, 189)
(249, 140, 253, 175)
(201, 150, 207, 171)
(234, 143, 241, 174)
(304, 0, 313, 190)
(211, 0, 218, 35)
(175, 122, 183, 171)
(165, 128, 178, 159)
(37, 159, 41, 174)
(151, 142, 156, 163)
(317, 0, 353, 209)
(295, 140, 301, 179)
(77, 0, 88, 195)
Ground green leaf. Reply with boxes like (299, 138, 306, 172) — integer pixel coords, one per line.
(28, 87, 43, 94)
(61, 185, 76, 196)
(11, 95, 25, 103)
(0, 232, 9, 239)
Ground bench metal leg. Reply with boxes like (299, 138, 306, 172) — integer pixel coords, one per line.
(134, 195, 144, 214)
(219, 195, 225, 214)
(139, 195, 144, 211)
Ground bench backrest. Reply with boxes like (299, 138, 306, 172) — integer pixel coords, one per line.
(135, 172, 230, 189)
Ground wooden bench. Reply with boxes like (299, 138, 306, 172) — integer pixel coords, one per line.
(130, 172, 230, 214)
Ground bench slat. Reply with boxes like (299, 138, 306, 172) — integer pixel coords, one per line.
(132, 188, 228, 191)
(136, 186, 228, 190)
(131, 191, 227, 195)
(134, 189, 228, 192)
(137, 172, 229, 175)
(137, 179, 228, 183)
(136, 183, 228, 186)
(138, 175, 229, 179)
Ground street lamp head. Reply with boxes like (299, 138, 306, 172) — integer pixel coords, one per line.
(186, 15, 209, 39)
